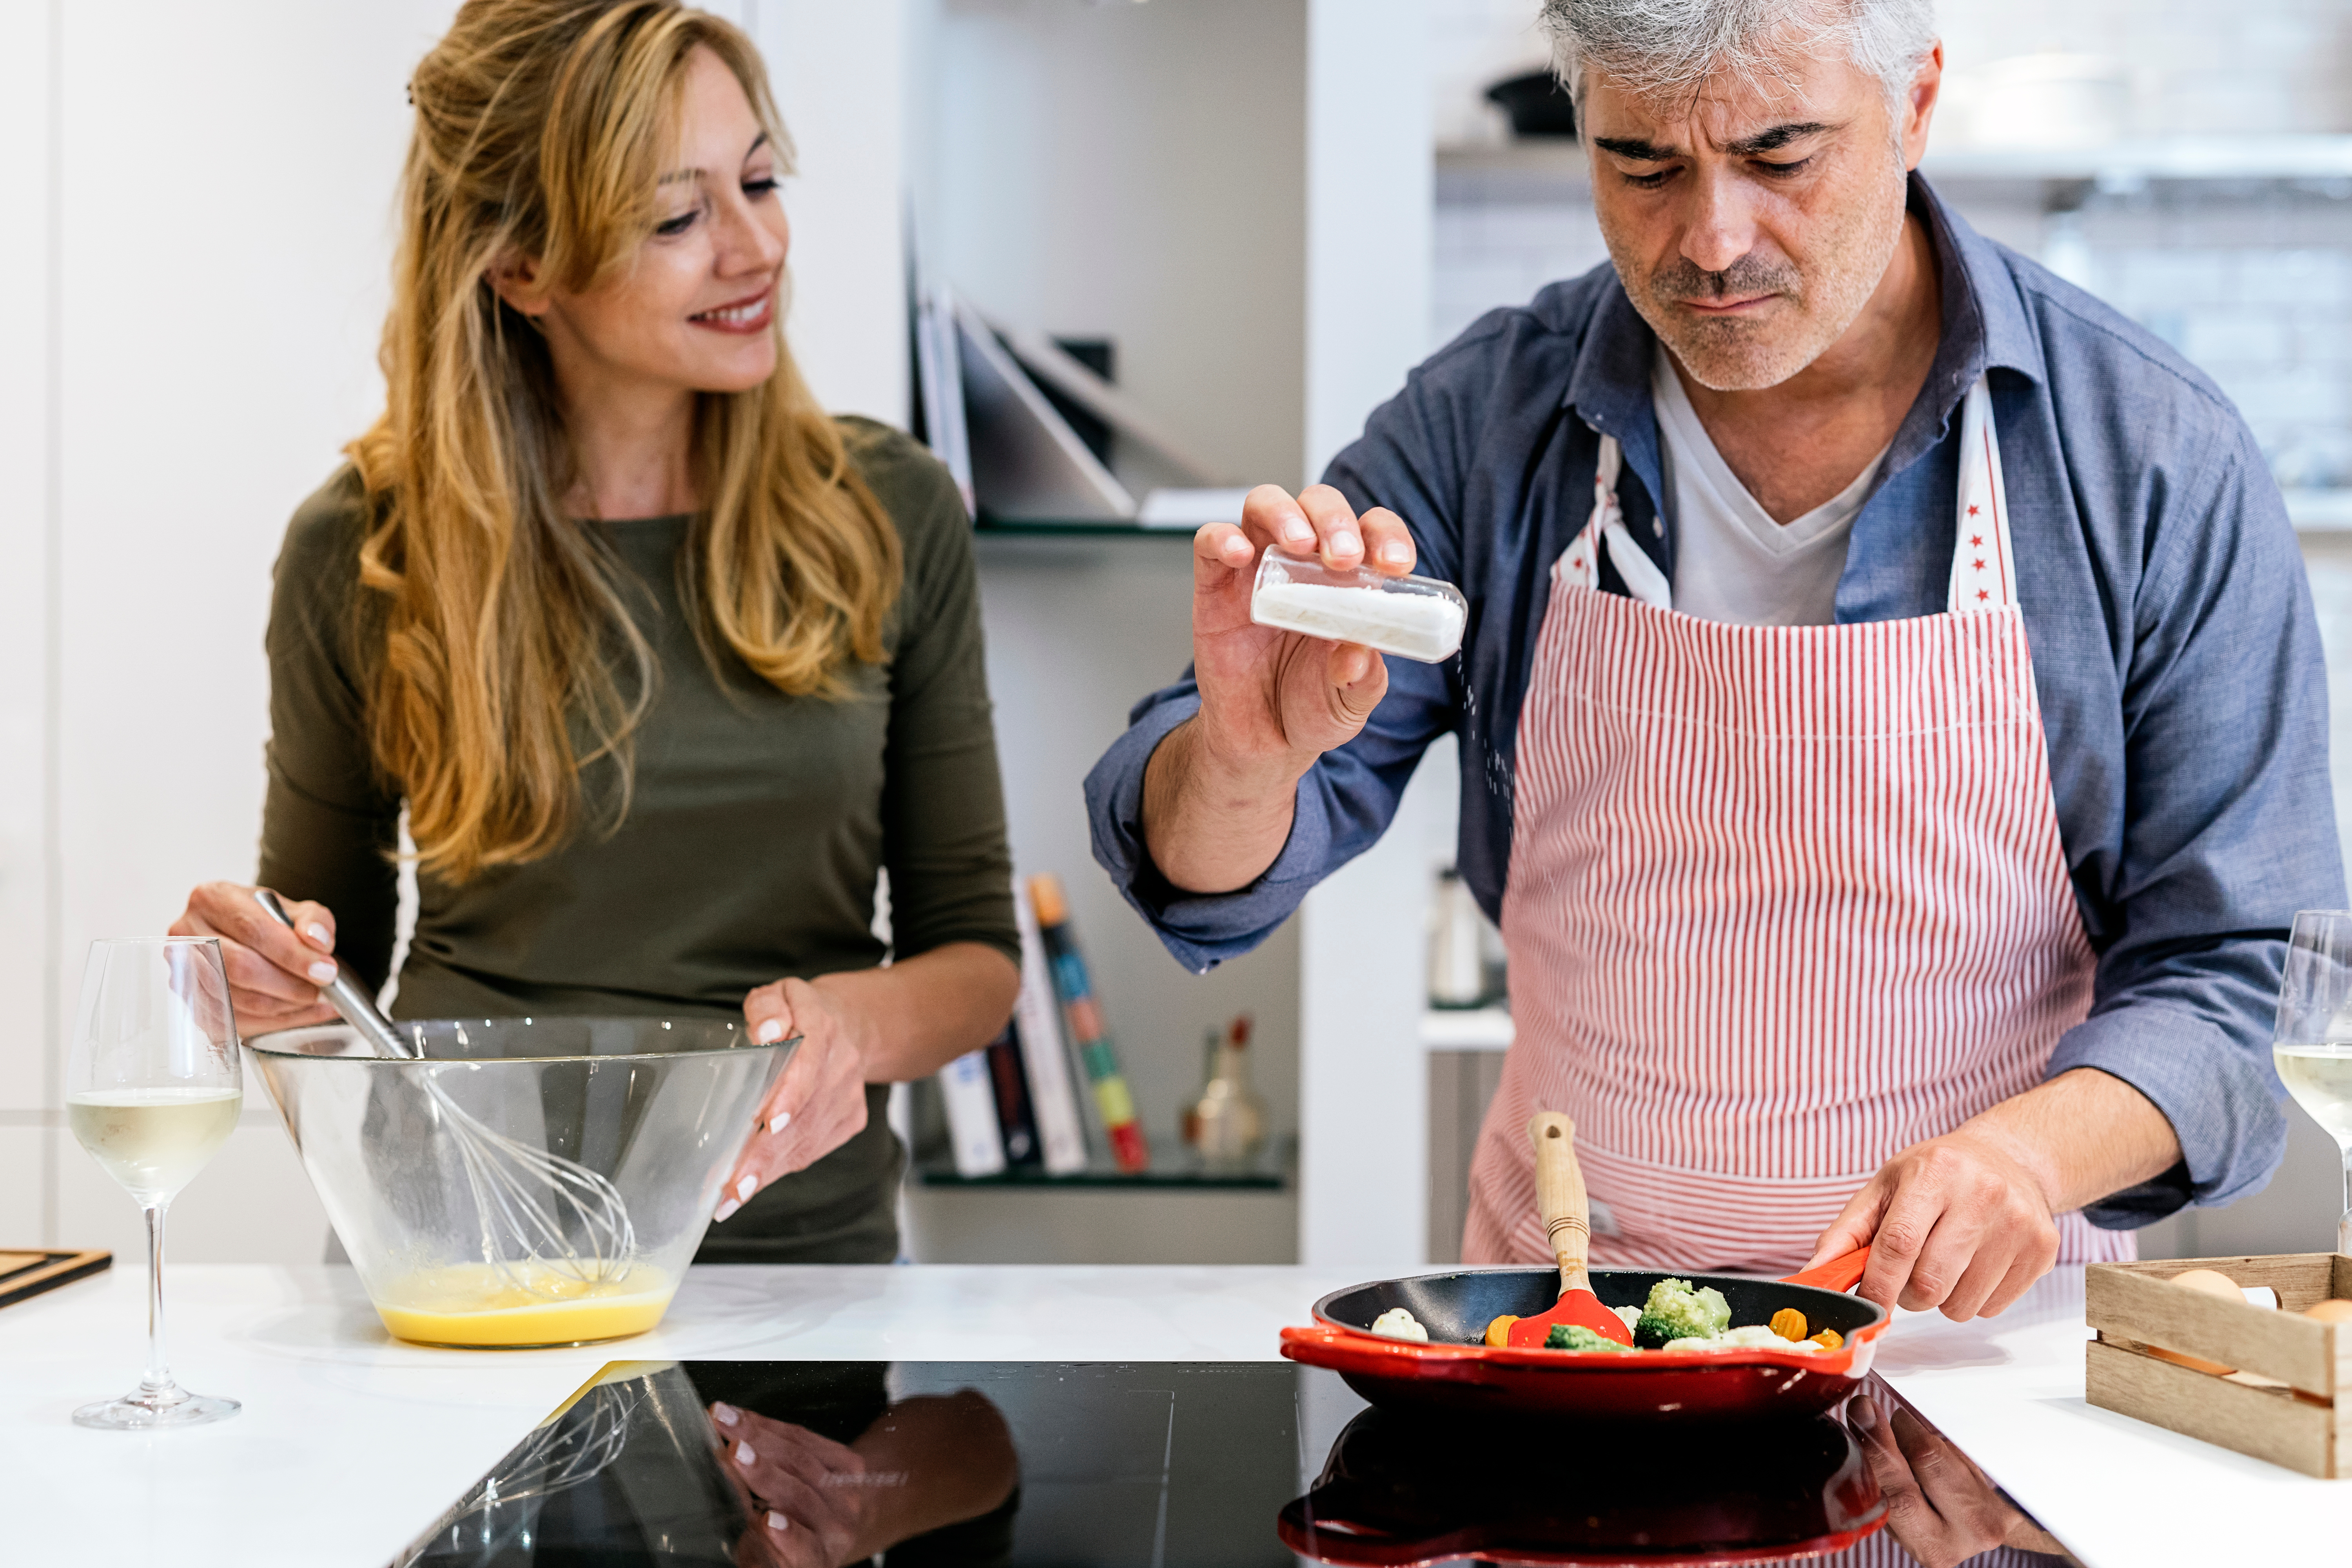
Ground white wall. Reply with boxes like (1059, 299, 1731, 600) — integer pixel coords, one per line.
(7, 0, 461, 1265)
(9, 0, 920, 1264)
(913, 0, 1308, 487)
(1296, 0, 1437, 1269)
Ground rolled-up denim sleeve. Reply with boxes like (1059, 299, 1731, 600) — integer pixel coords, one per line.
(1083, 657, 1457, 973)
(2060, 420, 2346, 1226)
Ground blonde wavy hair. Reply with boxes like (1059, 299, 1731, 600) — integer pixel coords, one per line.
(350, 0, 900, 883)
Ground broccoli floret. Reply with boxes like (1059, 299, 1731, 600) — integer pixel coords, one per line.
(1634, 1277, 1732, 1347)
(1544, 1323, 1636, 1352)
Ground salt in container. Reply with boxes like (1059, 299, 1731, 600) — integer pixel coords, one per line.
(1250, 548, 1468, 663)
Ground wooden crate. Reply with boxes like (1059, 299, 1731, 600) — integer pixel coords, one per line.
(0, 1249, 111, 1310)
(2084, 1253, 2352, 1478)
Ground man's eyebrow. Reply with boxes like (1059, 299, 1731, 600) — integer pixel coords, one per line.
(659, 130, 771, 187)
(1592, 122, 1836, 163)
(1724, 121, 1833, 156)
(1593, 135, 1677, 161)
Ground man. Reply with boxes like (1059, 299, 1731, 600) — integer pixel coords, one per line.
(1085, 0, 2343, 1319)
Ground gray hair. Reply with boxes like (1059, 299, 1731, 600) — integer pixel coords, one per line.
(1541, 0, 1936, 116)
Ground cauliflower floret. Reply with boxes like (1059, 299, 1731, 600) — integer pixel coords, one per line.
(1369, 1307, 1429, 1343)
(1612, 1304, 1642, 1333)
(1634, 1277, 1733, 1347)
(1678, 1324, 1822, 1352)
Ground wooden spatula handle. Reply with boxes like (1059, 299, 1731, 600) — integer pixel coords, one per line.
(1527, 1111, 1591, 1293)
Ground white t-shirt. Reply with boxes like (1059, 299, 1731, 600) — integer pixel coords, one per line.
(1651, 347, 1888, 627)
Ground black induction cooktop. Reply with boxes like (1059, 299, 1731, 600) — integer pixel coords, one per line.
(393, 1361, 2075, 1568)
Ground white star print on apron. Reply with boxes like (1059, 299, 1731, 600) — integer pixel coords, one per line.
(1463, 376, 2136, 1274)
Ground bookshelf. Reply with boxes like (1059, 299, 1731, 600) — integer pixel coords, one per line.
(886, 0, 1433, 1266)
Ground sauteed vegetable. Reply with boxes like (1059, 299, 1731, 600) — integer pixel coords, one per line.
(1479, 1278, 1838, 1354)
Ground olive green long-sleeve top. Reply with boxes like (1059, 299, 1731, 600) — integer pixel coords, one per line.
(257, 417, 1017, 1263)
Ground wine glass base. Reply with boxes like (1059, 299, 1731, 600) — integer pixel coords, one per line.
(72, 1390, 239, 1430)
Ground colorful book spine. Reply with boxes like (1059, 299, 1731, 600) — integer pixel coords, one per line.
(1013, 880, 1091, 1174)
(1027, 873, 1150, 1173)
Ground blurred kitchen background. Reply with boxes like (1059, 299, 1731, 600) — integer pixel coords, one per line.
(5, 0, 2348, 1273)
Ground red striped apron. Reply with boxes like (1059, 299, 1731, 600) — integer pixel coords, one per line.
(1463, 377, 2136, 1274)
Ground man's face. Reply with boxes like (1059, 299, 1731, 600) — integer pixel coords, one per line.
(1581, 42, 1939, 390)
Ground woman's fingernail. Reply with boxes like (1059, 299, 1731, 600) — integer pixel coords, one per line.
(1380, 541, 1410, 566)
(768, 1111, 791, 1135)
(766, 1511, 789, 1533)
(1332, 530, 1360, 555)
(307, 960, 338, 983)
(303, 923, 332, 949)
(713, 1197, 740, 1222)
(712, 1402, 738, 1426)
(753, 1019, 783, 1044)
(736, 1173, 758, 1201)
(735, 1441, 756, 1466)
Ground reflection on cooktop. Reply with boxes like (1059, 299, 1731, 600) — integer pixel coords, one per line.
(393, 1363, 2076, 1568)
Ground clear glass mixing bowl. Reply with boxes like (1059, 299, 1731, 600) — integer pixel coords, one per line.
(247, 1016, 791, 1349)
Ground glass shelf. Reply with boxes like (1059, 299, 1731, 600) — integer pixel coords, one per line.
(973, 517, 1198, 537)
(915, 1137, 1292, 1191)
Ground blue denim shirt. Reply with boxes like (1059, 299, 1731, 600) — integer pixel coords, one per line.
(1085, 176, 2344, 1226)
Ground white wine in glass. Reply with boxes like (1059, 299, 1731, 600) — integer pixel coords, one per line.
(2273, 911, 2352, 1256)
(67, 938, 243, 1430)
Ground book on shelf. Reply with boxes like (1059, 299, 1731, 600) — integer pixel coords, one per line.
(904, 263, 1243, 528)
(983, 1023, 1040, 1168)
(1013, 878, 1091, 1174)
(1028, 872, 1151, 1173)
(936, 1045, 1006, 1179)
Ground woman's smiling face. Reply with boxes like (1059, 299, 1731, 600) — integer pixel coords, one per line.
(514, 46, 789, 400)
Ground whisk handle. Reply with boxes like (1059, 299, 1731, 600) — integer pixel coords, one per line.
(252, 887, 416, 1060)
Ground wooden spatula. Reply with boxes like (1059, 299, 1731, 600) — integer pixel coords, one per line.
(1505, 1112, 1635, 1348)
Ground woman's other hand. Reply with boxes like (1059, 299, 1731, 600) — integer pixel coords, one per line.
(716, 978, 871, 1220)
(171, 882, 343, 1035)
(709, 1403, 874, 1568)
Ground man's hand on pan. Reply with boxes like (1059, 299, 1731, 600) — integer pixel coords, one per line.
(1805, 1067, 2181, 1320)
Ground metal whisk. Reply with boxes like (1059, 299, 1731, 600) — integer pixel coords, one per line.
(254, 890, 637, 1292)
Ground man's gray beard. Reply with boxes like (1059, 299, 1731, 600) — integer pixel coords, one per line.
(1616, 163, 1909, 393)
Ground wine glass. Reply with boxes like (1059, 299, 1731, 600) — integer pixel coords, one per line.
(2273, 911, 2352, 1256)
(65, 937, 243, 1429)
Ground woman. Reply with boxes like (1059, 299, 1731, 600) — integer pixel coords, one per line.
(172, 0, 1020, 1263)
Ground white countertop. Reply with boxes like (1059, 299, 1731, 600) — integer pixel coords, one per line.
(3, 1261, 2347, 1566)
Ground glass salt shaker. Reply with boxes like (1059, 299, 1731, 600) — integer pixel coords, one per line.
(1250, 549, 1468, 664)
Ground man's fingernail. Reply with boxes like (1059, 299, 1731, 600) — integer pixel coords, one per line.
(303, 923, 332, 949)
(1380, 541, 1410, 566)
(735, 1441, 756, 1466)
(737, 1173, 758, 1201)
(712, 1401, 739, 1426)
(753, 1019, 783, 1044)
(307, 960, 337, 983)
(768, 1111, 791, 1135)
(1332, 530, 1360, 555)
(1281, 519, 1312, 544)
(766, 1511, 789, 1533)
(713, 1197, 740, 1222)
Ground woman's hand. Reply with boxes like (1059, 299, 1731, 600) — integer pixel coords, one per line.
(709, 1402, 875, 1568)
(715, 978, 873, 1221)
(169, 882, 343, 1035)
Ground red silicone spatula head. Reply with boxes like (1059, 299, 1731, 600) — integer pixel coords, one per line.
(1505, 1112, 1635, 1348)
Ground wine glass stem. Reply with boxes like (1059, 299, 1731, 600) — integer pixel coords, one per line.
(141, 1200, 178, 1400)
(2338, 1147, 2352, 1257)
